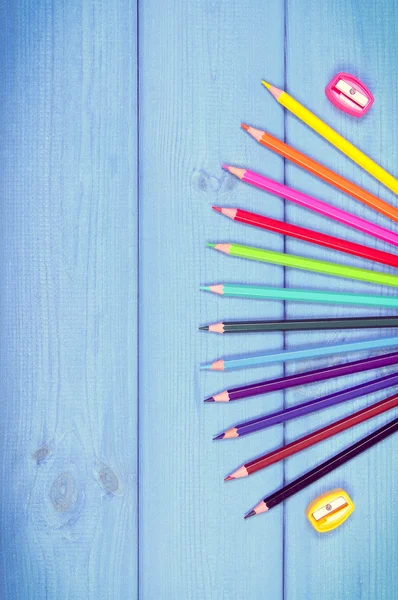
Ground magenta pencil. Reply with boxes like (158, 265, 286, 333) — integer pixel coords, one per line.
(223, 165, 398, 247)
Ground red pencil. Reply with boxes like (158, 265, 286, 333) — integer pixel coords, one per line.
(225, 392, 398, 481)
(212, 206, 398, 268)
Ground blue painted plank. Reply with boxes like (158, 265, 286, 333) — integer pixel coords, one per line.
(0, 1, 138, 598)
(281, 1, 398, 599)
(138, 1, 287, 598)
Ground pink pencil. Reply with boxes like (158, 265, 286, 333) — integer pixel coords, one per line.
(223, 165, 398, 248)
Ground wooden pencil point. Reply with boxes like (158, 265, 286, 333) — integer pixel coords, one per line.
(223, 427, 239, 439)
(242, 126, 264, 142)
(208, 285, 224, 295)
(262, 81, 284, 100)
(208, 322, 225, 333)
(224, 165, 245, 179)
(210, 359, 224, 371)
(219, 208, 237, 219)
(214, 243, 231, 254)
(213, 391, 230, 402)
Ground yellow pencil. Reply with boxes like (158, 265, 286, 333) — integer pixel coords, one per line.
(262, 80, 398, 195)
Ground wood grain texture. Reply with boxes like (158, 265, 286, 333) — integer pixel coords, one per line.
(283, 1, 398, 599)
(0, 1, 138, 598)
(2, 0, 398, 598)
(138, 1, 287, 599)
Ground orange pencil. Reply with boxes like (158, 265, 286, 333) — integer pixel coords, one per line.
(242, 123, 398, 223)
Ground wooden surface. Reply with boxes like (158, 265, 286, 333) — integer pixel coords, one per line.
(1, 0, 398, 599)
(0, 1, 137, 599)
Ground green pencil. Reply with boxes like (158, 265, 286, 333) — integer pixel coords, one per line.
(208, 243, 398, 288)
(200, 284, 398, 308)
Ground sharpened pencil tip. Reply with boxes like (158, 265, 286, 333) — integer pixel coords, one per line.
(212, 206, 222, 213)
(222, 164, 230, 171)
(241, 123, 249, 131)
(261, 80, 271, 89)
(207, 243, 216, 248)
(199, 326, 209, 331)
(224, 475, 234, 481)
(200, 286, 211, 291)
(203, 397, 214, 403)
(244, 509, 256, 520)
(213, 433, 225, 441)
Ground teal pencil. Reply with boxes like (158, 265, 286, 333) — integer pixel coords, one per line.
(200, 284, 398, 308)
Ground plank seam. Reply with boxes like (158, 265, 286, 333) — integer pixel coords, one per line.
(136, 0, 141, 596)
(282, 1, 288, 599)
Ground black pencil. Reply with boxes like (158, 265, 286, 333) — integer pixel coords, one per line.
(245, 416, 398, 519)
(199, 316, 398, 334)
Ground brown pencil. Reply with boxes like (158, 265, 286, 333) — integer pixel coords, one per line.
(245, 416, 398, 518)
(225, 393, 398, 480)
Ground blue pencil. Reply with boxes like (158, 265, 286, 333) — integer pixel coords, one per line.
(201, 336, 398, 371)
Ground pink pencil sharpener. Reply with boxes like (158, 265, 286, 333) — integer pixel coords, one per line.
(325, 73, 374, 118)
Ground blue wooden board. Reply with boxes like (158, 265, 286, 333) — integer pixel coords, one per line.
(1, 0, 398, 599)
(0, 1, 138, 599)
(138, 1, 290, 598)
(284, 2, 398, 599)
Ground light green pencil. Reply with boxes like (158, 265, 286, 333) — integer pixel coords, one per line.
(208, 243, 398, 288)
(200, 284, 398, 308)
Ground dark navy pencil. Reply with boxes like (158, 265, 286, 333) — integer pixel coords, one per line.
(245, 416, 398, 518)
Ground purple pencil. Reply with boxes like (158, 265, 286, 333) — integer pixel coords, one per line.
(205, 351, 398, 403)
(214, 371, 398, 440)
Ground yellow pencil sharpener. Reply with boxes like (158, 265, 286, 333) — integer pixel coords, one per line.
(306, 489, 355, 533)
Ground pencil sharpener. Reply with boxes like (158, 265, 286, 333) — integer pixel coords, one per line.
(325, 73, 374, 118)
(306, 488, 355, 533)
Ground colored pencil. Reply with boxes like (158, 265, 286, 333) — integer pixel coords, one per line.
(215, 371, 398, 441)
(201, 336, 398, 371)
(200, 316, 398, 334)
(212, 206, 398, 268)
(226, 393, 398, 481)
(262, 80, 398, 194)
(208, 242, 398, 288)
(222, 165, 398, 248)
(204, 350, 398, 403)
(241, 124, 398, 224)
(201, 284, 398, 309)
(244, 416, 398, 518)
